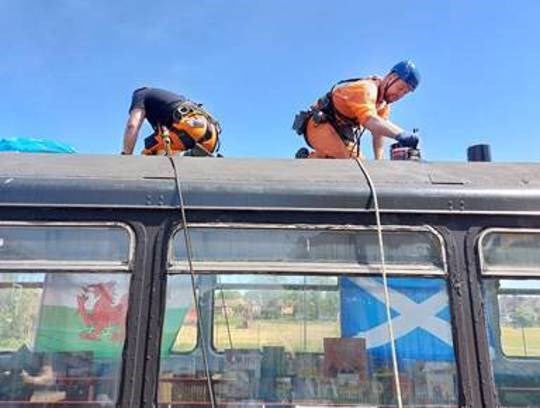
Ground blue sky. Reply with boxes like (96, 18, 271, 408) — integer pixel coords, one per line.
(1, 0, 539, 161)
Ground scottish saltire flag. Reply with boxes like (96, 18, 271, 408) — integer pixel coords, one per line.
(340, 277, 455, 362)
(160, 276, 194, 357)
(35, 274, 130, 359)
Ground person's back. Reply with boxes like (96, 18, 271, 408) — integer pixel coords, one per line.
(121, 87, 220, 156)
(128, 87, 187, 129)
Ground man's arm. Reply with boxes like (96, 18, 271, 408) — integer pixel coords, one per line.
(371, 132, 385, 160)
(364, 116, 403, 139)
(21, 365, 55, 386)
(122, 108, 145, 155)
(366, 116, 419, 155)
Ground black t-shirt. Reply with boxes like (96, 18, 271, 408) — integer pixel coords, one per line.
(129, 87, 187, 128)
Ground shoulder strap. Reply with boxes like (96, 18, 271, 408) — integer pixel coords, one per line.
(322, 77, 368, 122)
(330, 77, 366, 93)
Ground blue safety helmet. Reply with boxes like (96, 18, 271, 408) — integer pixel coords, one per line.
(390, 60, 420, 91)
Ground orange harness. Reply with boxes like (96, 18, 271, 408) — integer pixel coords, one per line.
(142, 103, 220, 156)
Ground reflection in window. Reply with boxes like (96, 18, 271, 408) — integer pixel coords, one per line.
(499, 291, 540, 357)
(482, 231, 540, 269)
(162, 275, 197, 354)
(159, 274, 458, 407)
(0, 276, 42, 351)
(213, 276, 339, 353)
(172, 227, 444, 268)
(0, 225, 130, 263)
(483, 279, 540, 406)
(0, 273, 130, 406)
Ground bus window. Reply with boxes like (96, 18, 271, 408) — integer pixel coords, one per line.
(480, 230, 540, 407)
(160, 225, 458, 407)
(163, 275, 198, 354)
(0, 224, 130, 264)
(170, 226, 445, 274)
(0, 224, 132, 406)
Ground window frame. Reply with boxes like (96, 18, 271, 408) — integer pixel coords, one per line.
(475, 227, 540, 407)
(159, 223, 466, 406)
(0, 220, 137, 405)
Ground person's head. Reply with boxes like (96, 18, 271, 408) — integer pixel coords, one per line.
(382, 60, 420, 103)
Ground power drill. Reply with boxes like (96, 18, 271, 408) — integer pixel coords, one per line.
(390, 128, 421, 161)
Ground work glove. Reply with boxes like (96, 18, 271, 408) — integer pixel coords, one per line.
(395, 132, 419, 149)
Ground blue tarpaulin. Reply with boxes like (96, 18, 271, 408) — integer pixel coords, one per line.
(0, 138, 76, 153)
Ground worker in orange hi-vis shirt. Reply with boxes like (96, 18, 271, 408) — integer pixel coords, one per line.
(292, 60, 420, 160)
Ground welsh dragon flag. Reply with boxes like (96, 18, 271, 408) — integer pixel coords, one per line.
(35, 274, 194, 359)
(35, 274, 131, 359)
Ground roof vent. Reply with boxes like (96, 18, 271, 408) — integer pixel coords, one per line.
(467, 144, 491, 162)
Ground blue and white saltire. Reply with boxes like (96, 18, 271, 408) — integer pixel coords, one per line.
(340, 277, 455, 362)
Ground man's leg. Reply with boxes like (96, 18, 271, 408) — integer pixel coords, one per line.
(305, 119, 359, 159)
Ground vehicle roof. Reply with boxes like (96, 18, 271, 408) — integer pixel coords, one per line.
(0, 153, 539, 214)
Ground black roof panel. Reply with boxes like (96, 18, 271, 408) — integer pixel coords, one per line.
(0, 153, 539, 213)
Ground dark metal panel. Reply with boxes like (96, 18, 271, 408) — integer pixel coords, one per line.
(0, 153, 174, 179)
(0, 177, 179, 208)
(120, 221, 155, 408)
(465, 227, 499, 407)
(141, 220, 173, 408)
(3, 155, 540, 213)
(440, 227, 484, 407)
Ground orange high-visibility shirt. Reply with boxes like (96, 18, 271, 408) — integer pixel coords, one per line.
(331, 79, 390, 126)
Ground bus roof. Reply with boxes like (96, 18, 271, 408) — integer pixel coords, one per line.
(1, 153, 539, 214)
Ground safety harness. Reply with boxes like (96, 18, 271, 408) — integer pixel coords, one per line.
(293, 77, 371, 146)
(144, 100, 221, 156)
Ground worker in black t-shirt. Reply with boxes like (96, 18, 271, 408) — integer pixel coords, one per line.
(121, 87, 220, 156)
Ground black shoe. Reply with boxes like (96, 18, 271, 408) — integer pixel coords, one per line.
(295, 147, 310, 159)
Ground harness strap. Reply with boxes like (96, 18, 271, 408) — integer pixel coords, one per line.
(146, 100, 221, 156)
(318, 77, 368, 143)
(176, 130, 196, 150)
(173, 102, 222, 153)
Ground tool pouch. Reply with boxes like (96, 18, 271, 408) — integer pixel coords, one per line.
(292, 110, 311, 135)
(144, 133, 159, 150)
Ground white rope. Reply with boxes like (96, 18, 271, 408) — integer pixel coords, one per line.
(353, 157, 403, 408)
(168, 155, 217, 407)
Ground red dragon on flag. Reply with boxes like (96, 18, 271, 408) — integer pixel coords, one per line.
(76, 281, 128, 342)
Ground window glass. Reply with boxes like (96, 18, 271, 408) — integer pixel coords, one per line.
(0, 272, 130, 406)
(498, 289, 540, 357)
(172, 228, 444, 268)
(482, 232, 540, 270)
(213, 275, 339, 353)
(483, 279, 540, 406)
(159, 274, 458, 407)
(0, 225, 130, 263)
(162, 275, 197, 354)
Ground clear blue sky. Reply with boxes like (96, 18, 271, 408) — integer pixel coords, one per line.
(1, 0, 539, 161)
